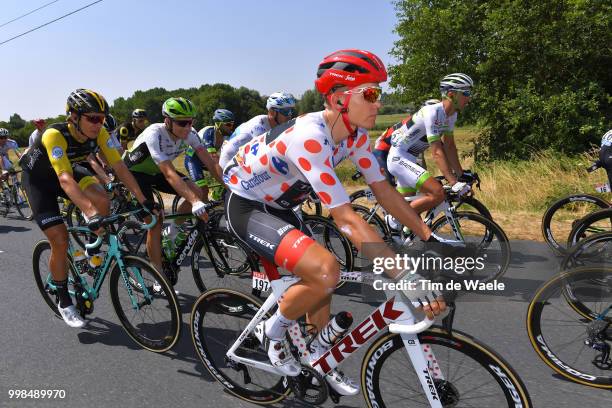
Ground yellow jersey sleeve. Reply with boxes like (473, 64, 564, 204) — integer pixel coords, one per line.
(41, 128, 72, 176)
(97, 128, 122, 165)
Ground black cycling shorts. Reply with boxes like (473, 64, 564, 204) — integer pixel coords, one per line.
(22, 163, 97, 231)
(130, 171, 185, 201)
(225, 192, 315, 272)
(600, 145, 612, 187)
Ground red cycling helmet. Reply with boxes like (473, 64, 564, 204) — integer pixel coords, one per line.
(315, 49, 387, 95)
(315, 49, 387, 133)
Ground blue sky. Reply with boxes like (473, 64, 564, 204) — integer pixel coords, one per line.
(1, 0, 399, 121)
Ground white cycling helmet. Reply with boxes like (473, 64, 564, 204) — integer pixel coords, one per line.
(440, 73, 474, 93)
(266, 92, 297, 110)
(0, 128, 9, 137)
(602, 129, 612, 147)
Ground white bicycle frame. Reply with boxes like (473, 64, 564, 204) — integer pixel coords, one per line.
(361, 188, 465, 246)
(226, 271, 448, 407)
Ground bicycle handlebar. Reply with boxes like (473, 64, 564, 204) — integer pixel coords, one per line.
(587, 160, 602, 173)
(84, 209, 157, 250)
(388, 317, 435, 334)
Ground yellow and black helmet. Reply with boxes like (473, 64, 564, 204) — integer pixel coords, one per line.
(66, 89, 109, 115)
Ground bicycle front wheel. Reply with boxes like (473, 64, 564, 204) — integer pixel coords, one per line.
(526, 266, 612, 388)
(431, 211, 511, 282)
(191, 288, 289, 405)
(109, 256, 181, 352)
(363, 328, 532, 407)
(542, 194, 609, 256)
(192, 231, 256, 293)
(567, 207, 612, 249)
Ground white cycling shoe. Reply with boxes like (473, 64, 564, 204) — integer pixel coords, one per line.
(254, 321, 301, 377)
(309, 340, 360, 396)
(58, 304, 87, 328)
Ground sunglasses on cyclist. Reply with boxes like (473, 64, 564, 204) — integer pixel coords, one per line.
(274, 108, 297, 118)
(344, 86, 383, 103)
(82, 115, 105, 125)
(451, 89, 472, 97)
(173, 119, 193, 127)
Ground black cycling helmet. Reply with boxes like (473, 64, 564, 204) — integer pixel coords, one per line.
(132, 109, 148, 119)
(66, 89, 109, 115)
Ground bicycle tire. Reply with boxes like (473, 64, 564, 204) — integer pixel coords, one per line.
(191, 288, 289, 405)
(455, 195, 492, 220)
(567, 207, 612, 249)
(542, 194, 609, 256)
(362, 328, 532, 407)
(12, 183, 33, 220)
(191, 231, 257, 293)
(560, 231, 612, 271)
(302, 214, 354, 284)
(32, 240, 62, 315)
(430, 211, 511, 282)
(350, 204, 391, 272)
(526, 266, 612, 388)
(109, 255, 181, 352)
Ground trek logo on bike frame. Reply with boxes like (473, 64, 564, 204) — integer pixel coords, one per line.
(311, 297, 406, 374)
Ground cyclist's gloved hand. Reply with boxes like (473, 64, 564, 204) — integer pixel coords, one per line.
(451, 181, 470, 197)
(192, 200, 208, 217)
(86, 214, 104, 232)
(395, 270, 446, 318)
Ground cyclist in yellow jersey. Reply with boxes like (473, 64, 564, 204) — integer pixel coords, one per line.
(20, 89, 155, 328)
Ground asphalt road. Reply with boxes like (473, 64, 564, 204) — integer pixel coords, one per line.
(0, 213, 610, 408)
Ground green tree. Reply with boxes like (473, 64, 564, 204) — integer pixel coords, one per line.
(390, 0, 611, 159)
(297, 89, 324, 114)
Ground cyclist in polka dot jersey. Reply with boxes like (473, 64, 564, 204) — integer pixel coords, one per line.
(223, 50, 448, 391)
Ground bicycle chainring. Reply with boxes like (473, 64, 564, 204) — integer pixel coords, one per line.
(287, 365, 328, 405)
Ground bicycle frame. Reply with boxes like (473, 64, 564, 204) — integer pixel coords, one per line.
(363, 194, 465, 245)
(45, 226, 153, 311)
(225, 270, 447, 407)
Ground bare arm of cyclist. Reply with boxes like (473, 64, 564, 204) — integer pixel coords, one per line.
(369, 180, 432, 240)
(442, 134, 463, 178)
(430, 140, 457, 184)
(158, 160, 201, 205)
(86, 153, 112, 184)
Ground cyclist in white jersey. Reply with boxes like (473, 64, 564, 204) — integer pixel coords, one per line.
(123, 97, 223, 272)
(0, 128, 21, 178)
(601, 129, 612, 187)
(223, 49, 448, 393)
(387, 73, 473, 215)
(218, 92, 297, 169)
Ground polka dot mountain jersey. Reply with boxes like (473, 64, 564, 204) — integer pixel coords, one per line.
(224, 111, 385, 210)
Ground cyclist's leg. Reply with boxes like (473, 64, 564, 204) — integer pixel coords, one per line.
(388, 150, 440, 213)
(226, 193, 339, 330)
(601, 144, 612, 187)
(73, 164, 111, 216)
(130, 171, 163, 271)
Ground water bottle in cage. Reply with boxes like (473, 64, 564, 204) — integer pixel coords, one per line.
(316, 311, 353, 348)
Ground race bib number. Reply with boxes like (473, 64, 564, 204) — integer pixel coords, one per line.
(595, 183, 611, 193)
(252, 271, 270, 292)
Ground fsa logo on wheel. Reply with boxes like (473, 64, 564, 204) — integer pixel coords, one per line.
(51, 146, 64, 159)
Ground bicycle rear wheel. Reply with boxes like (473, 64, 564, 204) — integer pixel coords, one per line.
(32, 240, 62, 315)
(363, 328, 532, 407)
(431, 211, 511, 282)
(109, 255, 181, 352)
(561, 232, 612, 271)
(526, 266, 612, 388)
(191, 288, 289, 404)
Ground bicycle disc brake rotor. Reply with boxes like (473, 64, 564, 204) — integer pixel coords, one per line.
(435, 378, 460, 407)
